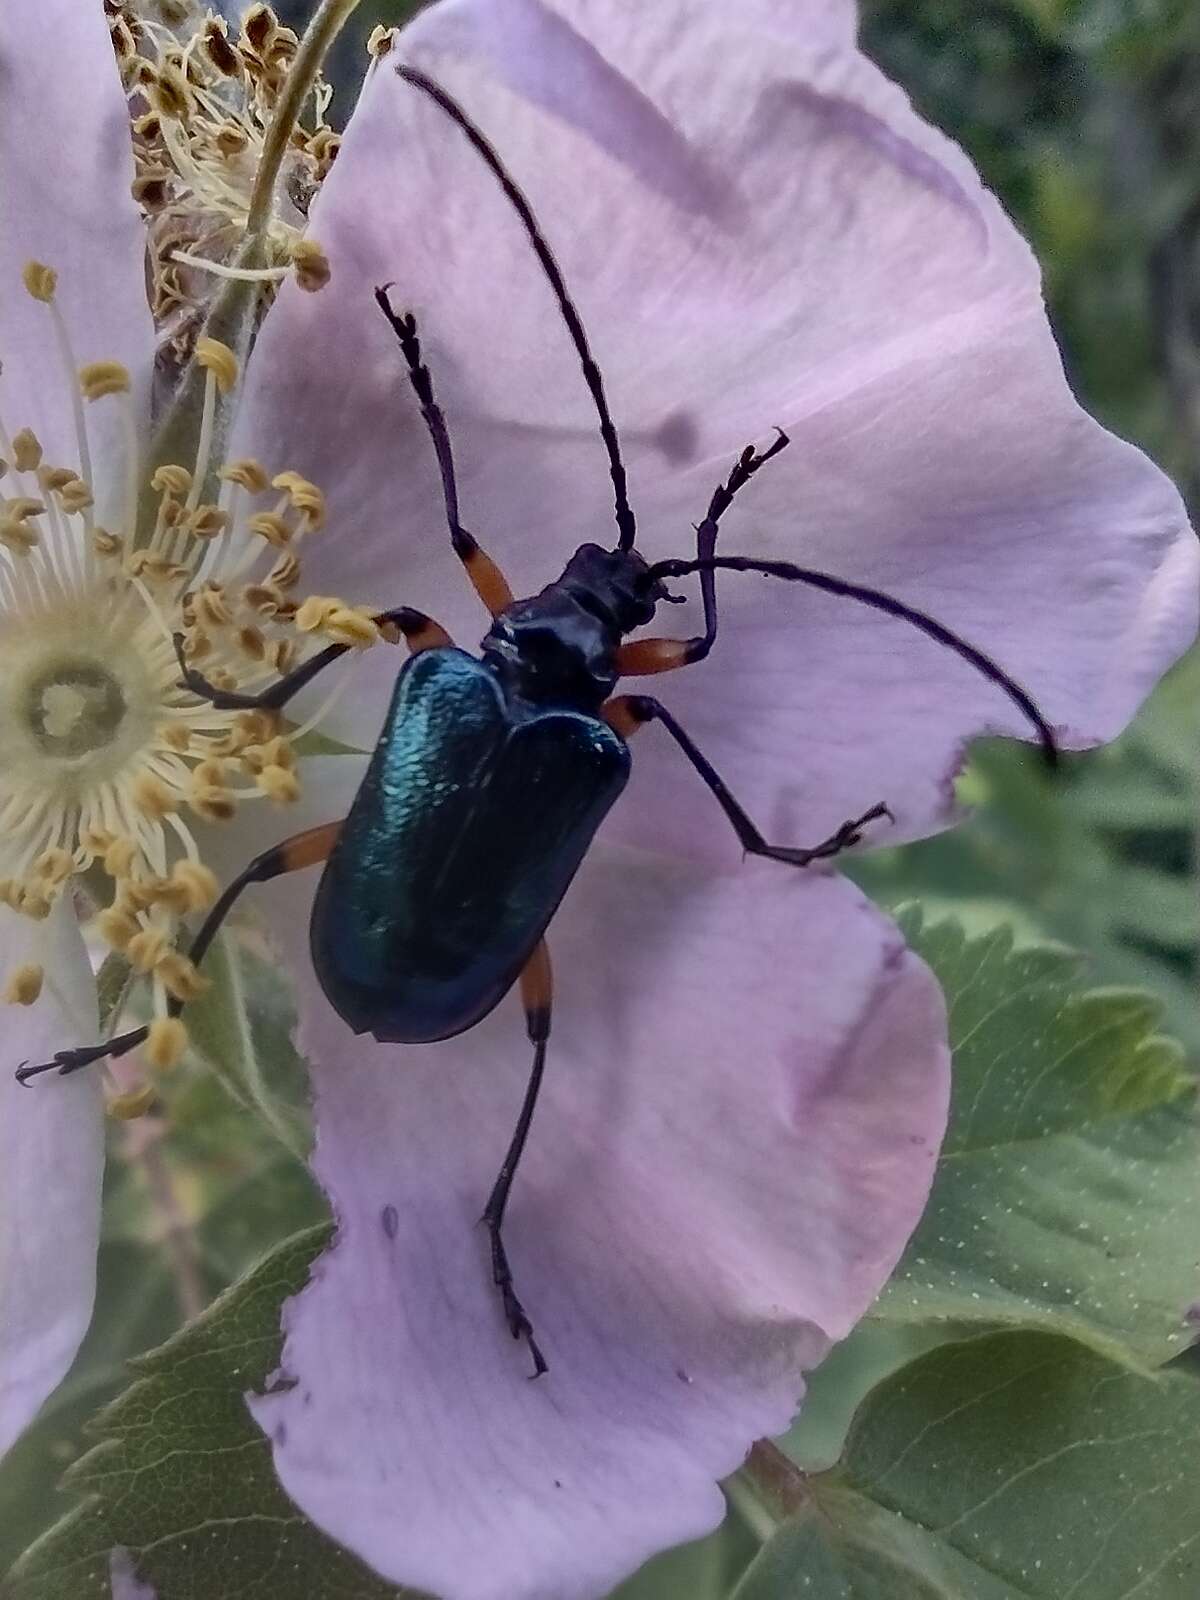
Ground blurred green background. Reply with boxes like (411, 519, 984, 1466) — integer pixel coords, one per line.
(3, 0, 1197, 1584)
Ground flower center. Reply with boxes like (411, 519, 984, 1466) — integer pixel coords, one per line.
(26, 660, 127, 758)
(0, 261, 380, 1077)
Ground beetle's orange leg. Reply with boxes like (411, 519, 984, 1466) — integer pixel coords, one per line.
(376, 287, 514, 618)
(15, 821, 343, 1085)
(481, 938, 553, 1378)
(615, 433, 789, 677)
(604, 694, 891, 865)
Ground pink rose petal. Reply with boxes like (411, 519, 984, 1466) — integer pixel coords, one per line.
(0, 900, 102, 1456)
(0, 0, 153, 499)
(241, 0, 1196, 862)
(250, 854, 948, 1600)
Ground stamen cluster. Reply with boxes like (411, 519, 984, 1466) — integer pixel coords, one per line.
(0, 261, 377, 1097)
(107, 2, 335, 359)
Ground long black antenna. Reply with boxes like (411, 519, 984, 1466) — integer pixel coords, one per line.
(648, 553, 1059, 764)
(396, 63, 637, 552)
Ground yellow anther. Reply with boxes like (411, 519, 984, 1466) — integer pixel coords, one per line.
(127, 927, 171, 973)
(81, 825, 114, 855)
(220, 458, 270, 493)
(11, 428, 42, 471)
(132, 173, 171, 211)
(79, 361, 131, 401)
(107, 1082, 159, 1120)
(133, 111, 163, 142)
(294, 594, 341, 633)
(203, 16, 242, 76)
(193, 585, 232, 628)
(247, 511, 291, 548)
(237, 625, 266, 661)
(22, 261, 57, 302)
(366, 24, 394, 57)
(195, 337, 238, 394)
(125, 550, 187, 583)
(146, 1016, 189, 1072)
(258, 764, 300, 803)
(183, 628, 212, 661)
(109, 14, 137, 61)
(309, 129, 341, 174)
(151, 463, 192, 496)
(125, 59, 158, 92)
(242, 583, 284, 616)
(271, 471, 325, 529)
(215, 124, 249, 158)
(39, 465, 78, 492)
(132, 772, 177, 820)
(187, 504, 230, 540)
(153, 65, 192, 120)
(326, 607, 380, 648)
(190, 784, 236, 823)
(0, 519, 39, 554)
(291, 237, 331, 293)
(102, 835, 138, 879)
(156, 951, 210, 1004)
(263, 735, 294, 772)
(170, 860, 219, 911)
(34, 848, 74, 887)
(93, 528, 123, 558)
(267, 638, 297, 674)
(122, 878, 164, 913)
(3, 964, 44, 1006)
(159, 722, 192, 754)
(15, 885, 52, 920)
(5, 497, 44, 522)
(58, 479, 94, 514)
(96, 907, 140, 951)
(268, 550, 301, 591)
(241, 3, 278, 54)
(235, 709, 279, 745)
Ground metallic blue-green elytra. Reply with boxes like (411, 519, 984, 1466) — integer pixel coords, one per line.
(309, 646, 630, 1043)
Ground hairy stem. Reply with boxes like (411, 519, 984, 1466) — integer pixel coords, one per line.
(246, 0, 364, 238)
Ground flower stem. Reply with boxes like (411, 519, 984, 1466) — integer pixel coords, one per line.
(128, 1126, 207, 1323)
(246, 0, 364, 240)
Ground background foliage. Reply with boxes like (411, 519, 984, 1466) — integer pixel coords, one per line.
(4, 1, 1198, 1596)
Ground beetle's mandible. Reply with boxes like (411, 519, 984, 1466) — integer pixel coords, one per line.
(19, 64, 1058, 1378)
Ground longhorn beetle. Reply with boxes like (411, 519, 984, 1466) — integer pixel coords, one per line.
(19, 65, 1058, 1377)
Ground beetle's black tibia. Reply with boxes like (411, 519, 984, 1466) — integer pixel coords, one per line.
(605, 695, 893, 864)
(483, 940, 553, 1378)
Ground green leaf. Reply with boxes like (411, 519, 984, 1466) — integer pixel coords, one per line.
(877, 914, 1198, 1368)
(4, 1226, 412, 1600)
(739, 1331, 1200, 1600)
(0, 1241, 179, 1575)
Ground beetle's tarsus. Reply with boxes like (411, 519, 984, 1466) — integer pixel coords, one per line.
(14, 1025, 150, 1085)
(485, 1213, 549, 1378)
(767, 800, 893, 867)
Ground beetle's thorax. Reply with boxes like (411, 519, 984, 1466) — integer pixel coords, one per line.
(480, 543, 664, 709)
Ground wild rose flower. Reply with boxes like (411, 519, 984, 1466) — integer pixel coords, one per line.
(1, 5, 1196, 1600)
(0, 0, 381, 1453)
